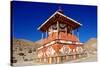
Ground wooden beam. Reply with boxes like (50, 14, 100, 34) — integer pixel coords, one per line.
(57, 21, 59, 39)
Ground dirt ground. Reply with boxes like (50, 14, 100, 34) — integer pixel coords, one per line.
(13, 52, 97, 66)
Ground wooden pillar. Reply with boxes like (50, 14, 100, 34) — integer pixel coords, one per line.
(76, 54, 78, 59)
(44, 58, 46, 63)
(65, 55, 67, 61)
(57, 21, 59, 39)
(73, 54, 76, 60)
(47, 57, 49, 63)
(53, 57, 56, 64)
(48, 57, 52, 64)
(41, 33, 44, 44)
(63, 56, 66, 62)
(72, 30, 74, 35)
(70, 26, 72, 34)
(78, 54, 81, 58)
(67, 55, 70, 61)
(41, 33, 44, 40)
(46, 30, 48, 38)
(57, 56, 61, 64)
(77, 29, 80, 40)
(70, 56, 72, 60)
(73, 49, 76, 60)
(37, 58, 39, 62)
(65, 27, 67, 35)
(40, 58, 42, 63)
(41, 58, 43, 63)
(68, 25, 72, 34)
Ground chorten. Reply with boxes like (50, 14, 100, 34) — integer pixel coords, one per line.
(37, 8, 87, 64)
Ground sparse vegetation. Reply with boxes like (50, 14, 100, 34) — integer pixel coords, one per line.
(13, 60, 17, 63)
(18, 53, 25, 56)
(24, 59, 28, 61)
(28, 49, 32, 53)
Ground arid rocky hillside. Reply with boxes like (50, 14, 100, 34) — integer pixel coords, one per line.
(84, 38, 97, 54)
(12, 38, 41, 65)
(11, 38, 97, 65)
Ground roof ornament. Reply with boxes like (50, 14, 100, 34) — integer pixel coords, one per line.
(57, 6, 63, 14)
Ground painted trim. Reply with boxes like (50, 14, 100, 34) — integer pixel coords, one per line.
(37, 39, 83, 50)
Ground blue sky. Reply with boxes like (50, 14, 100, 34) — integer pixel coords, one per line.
(11, 1, 97, 42)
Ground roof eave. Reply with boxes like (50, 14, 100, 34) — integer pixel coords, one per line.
(37, 11, 59, 30)
(37, 11, 82, 31)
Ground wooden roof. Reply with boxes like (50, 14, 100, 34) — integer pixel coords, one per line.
(38, 11, 82, 32)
